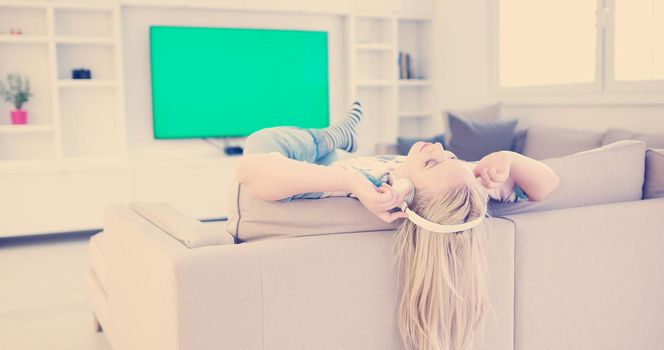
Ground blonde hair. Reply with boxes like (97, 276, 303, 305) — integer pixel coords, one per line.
(392, 180, 492, 350)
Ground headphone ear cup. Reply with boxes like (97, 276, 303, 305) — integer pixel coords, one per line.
(393, 178, 415, 206)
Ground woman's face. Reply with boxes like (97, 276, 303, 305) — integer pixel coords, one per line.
(400, 141, 476, 194)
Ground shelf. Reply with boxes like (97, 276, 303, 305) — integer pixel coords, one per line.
(58, 79, 117, 88)
(398, 79, 431, 87)
(54, 6, 114, 38)
(397, 14, 433, 21)
(0, 2, 48, 9)
(54, 36, 115, 45)
(356, 80, 394, 87)
(0, 124, 53, 134)
(0, 35, 49, 44)
(355, 43, 393, 50)
(398, 111, 434, 119)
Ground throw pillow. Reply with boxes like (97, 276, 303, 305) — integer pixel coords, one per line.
(447, 112, 518, 161)
(396, 134, 446, 156)
(602, 128, 664, 149)
(443, 102, 502, 133)
(511, 129, 528, 154)
(521, 125, 604, 160)
(488, 140, 646, 217)
(644, 148, 664, 199)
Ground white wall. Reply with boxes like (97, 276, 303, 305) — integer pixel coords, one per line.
(122, 6, 347, 160)
(432, 0, 664, 135)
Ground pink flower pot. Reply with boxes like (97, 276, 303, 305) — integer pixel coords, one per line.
(10, 109, 27, 125)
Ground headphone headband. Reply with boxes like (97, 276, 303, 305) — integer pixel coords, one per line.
(399, 202, 486, 233)
(391, 178, 486, 233)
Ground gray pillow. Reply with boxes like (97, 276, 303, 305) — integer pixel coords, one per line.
(447, 113, 518, 161)
(489, 140, 646, 217)
(443, 102, 502, 133)
(644, 148, 664, 199)
(521, 125, 604, 160)
(511, 129, 528, 154)
(397, 134, 446, 156)
(602, 128, 664, 149)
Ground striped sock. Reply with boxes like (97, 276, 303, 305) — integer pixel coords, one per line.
(322, 101, 363, 153)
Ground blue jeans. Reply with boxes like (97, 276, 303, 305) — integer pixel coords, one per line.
(243, 126, 340, 201)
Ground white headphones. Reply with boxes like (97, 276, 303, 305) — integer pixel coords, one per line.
(392, 178, 486, 233)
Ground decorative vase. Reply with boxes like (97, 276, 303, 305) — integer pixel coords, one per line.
(10, 109, 27, 125)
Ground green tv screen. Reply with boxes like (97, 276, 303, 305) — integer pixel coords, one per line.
(149, 26, 330, 139)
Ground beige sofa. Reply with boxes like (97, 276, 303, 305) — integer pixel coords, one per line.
(87, 132, 664, 350)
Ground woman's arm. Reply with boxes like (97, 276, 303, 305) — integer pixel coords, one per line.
(235, 153, 409, 222)
(235, 153, 361, 201)
(506, 151, 559, 201)
(474, 151, 559, 201)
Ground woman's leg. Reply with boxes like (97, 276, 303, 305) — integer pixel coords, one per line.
(243, 126, 333, 163)
(243, 101, 363, 165)
(241, 101, 363, 201)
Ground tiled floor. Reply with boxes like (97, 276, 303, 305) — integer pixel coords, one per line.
(0, 233, 112, 350)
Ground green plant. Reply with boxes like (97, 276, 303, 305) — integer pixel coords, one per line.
(0, 73, 32, 110)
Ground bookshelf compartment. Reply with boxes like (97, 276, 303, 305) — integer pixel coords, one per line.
(356, 86, 397, 152)
(59, 88, 120, 158)
(356, 50, 396, 81)
(56, 44, 115, 80)
(0, 43, 53, 126)
(0, 133, 55, 160)
(54, 7, 113, 38)
(0, 5, 48, 36)
(398, 118, 424, 138)
(398, 86, 431, 114)
(356, 16, 394, 45)
(397, 19, 431, 80)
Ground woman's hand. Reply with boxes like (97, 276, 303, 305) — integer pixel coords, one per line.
(352, 178, 409, 223)
(474, 151, 513, 190)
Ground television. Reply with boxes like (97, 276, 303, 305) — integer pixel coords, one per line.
(149, 26, 330, 139)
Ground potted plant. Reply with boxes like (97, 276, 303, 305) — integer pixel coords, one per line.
(0, 73, 33, 125)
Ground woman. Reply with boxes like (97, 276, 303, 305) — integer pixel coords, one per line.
(235, 101, 559, 350)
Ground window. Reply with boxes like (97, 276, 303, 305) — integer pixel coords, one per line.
(499, 0, 598, 87)
(496, 0, 664, 95)
(613, 0, 664, 81)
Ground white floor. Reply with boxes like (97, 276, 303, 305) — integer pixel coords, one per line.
(0, 233, 112, 350)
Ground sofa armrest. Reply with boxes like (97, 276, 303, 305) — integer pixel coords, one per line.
(102, 205, 262, 350)
(129, 202, 234, 248)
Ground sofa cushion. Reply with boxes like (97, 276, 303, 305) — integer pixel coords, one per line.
(130, 202, 235, 247)
(89, 233, 109, 292)
(602, 128, 664, 149)
(447, 113, 518, 161)
(489, 140, 646, 217)
(521, 125, 604, 160)
(644, 148, 664, 199)
(226, 180, 396, 242)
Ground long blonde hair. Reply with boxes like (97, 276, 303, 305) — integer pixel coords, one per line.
(392, 180, 491, 350)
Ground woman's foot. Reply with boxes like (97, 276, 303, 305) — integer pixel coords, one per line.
(322, 101, 363, 152)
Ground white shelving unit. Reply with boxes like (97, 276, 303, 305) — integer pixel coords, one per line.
(0, 0, 434, 238)
(348, 13, 434, 154)
(0, 1, 126, 163)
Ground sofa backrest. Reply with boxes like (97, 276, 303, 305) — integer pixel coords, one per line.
(489, 140, 646, 217)
(520, 125, 605, 160)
